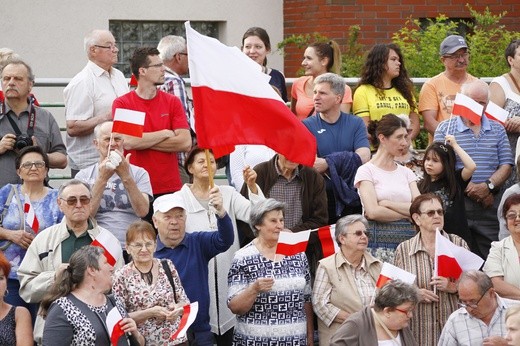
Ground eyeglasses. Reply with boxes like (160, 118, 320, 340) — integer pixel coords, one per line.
(394, 307, 414, 317)
(506, 212, 520, 221)
(178, 52, 188, 56)
(59, 196, 91, 206)
(458, 287, 490, 309)
(345, 230, 370, 238)
(419, 209, 444, 217)
(145, 63, 164, 68)
(444, 52, 470, 60)
(128, 242, 155, 250)
(20, 161, 45, 169)
(94, 43, 118, 51)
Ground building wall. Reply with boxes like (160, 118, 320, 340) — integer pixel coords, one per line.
(283, 0, 520, 77)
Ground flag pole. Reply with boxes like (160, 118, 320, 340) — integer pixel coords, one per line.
(433, 227, 439, 295)
(108, 132, 114, 152)
(445, 113, 454, 145)
(204, 149, 214, 188)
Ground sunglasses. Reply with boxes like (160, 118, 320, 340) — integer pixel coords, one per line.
(60, 196, 91, 206)
(419, 209, 444, 217)
(345, 230, 370, 238)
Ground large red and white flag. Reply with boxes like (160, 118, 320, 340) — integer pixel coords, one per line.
(452, 93, 484, 125)
(484, 101, 509, 125)
(171, 302, 199, 341)
(185, 22, 317, 167)
(317, 225, 339, 257)
(275, 230, 311, 257)
(106, 306, 125, 345)
(435, 230, 484, 280)
(113, 108, 145, 138)
(91, 229, 122, 267)
(376, 262, 416, 288)
(23, 194, 39, 233)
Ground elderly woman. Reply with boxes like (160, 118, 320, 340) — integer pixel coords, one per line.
(0, 146, 63, 322)
(291, 40, 352, 120)
(353, 43, 420, 141)
(227, 198, 313, 345)
(312, 214, 382, 346)
(112, 220, 189, 345)
(0, 251, 32, 346)
(484, 193, 520, 300)
(394, 193, 468, 346)
(178, 146, 264, 344)
(330, 280, 419, 345)
(41, 246, 144, 346)
(354, 114, 420, 262)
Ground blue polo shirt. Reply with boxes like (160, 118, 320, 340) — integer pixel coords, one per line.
(154, 213, 233, 336)
(434, 116, 513, 183)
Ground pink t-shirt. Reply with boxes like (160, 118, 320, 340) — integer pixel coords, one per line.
(291, 76, 352, 120)
(354, 162, 417, 203)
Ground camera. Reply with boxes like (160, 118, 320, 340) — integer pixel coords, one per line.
(15, 134, 33, 150)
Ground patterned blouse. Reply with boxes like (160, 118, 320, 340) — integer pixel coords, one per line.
(394, 230, 468, 346)
(112, 259, 189, 345)
(227, 242, 312, 346)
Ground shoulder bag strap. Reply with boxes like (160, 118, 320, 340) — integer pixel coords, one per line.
(0, 185, 22, 251)
(161, 259, 178, 303)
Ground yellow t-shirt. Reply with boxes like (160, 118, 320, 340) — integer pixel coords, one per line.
(352, 84, 416, 121)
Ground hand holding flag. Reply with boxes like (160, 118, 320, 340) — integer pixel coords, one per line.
(106, 307, 125, 346)
(171, 302, 199, 340)
(23, 194, 39, 233)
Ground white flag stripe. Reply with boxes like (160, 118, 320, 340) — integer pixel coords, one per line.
(453, 93, 484, 116)
(435, 230, 483, 272)
(185, 22, 280, 100)
(379, 262, 416, 284)
(113, 108, 146, 125)
(106, 306, 123, 334)
(277, 230, 312, 246)
(95, 229, 122, 262)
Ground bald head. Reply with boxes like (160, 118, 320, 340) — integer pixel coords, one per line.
(461, 79, 489, 106)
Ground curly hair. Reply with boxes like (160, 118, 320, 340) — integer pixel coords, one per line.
(357, 43, 415, 111)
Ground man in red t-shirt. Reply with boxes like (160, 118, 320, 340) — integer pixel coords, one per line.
(112, 47, 191, 202)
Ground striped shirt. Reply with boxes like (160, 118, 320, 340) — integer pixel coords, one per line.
(434, 116, 513, 183)
(394, 231, 467, 346)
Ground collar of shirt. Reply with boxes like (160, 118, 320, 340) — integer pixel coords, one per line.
(455, 115, 491, 132)
(336, 251, 367, 271)
(87, 60, 112, 78)
(164, 66, 181, 78)
(1, 100, 31, 119)
(155, 233, 188, 251)
(66, 218, 94, 236)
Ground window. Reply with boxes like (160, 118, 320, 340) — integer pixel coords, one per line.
(109, 20, 219, 76)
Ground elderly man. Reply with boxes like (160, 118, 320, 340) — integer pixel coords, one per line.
(303, 73, 370, 224)
(157, 35, 196, 183)
(153, 187, 233, 346)
(434, 79, 513, 259)
(75, 121, 152, 261)
(113, 47, 191, 201)
(439, 270, 518, 346)
(420, 35, 477, 140)
(65, 29, 129, 177)
(17, 179, 123, 342)
(0, 60, 66, 186)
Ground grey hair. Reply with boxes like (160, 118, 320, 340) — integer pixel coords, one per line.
(2, 59, 35, 82)
(93, 121, 113, 139)
(373, 280, 419, 312)
(0, 48, 20, 72)
(335, 214, 369, 246)
(249, 198, 285, 237)
(58, 179, 92, 198)
(84, 30, 112, 55)
(460, 79, 490, 102)
(314, 72, 345, 98)
(458, 270, 493, 295)
(157, 35, 186, 62)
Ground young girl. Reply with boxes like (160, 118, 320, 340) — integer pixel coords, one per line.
(418, 135, 476, 249)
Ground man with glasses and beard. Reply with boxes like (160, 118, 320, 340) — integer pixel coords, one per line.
(65, 29, 128, 177)
(112, 47, 191, 213)
(439, 270, 519, 346)
(17, 179, 124, 343)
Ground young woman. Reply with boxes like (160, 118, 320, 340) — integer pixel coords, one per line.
(418, 135, 476, 249)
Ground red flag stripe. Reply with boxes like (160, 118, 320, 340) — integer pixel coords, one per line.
(317, 226, 336, 258)
(437, 255, 463, 280)
(112, 121, 144, 137)
(275, 241, 309, 257)
(171, 304, 192, 340)
(91, 239, 117, 267)
(376, 275, 392, 289)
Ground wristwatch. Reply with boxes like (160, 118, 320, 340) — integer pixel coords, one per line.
(485, 180, 497, 194)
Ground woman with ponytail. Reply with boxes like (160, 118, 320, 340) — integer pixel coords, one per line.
(291, 40, 352, 120)
(41, 246, 144, 346)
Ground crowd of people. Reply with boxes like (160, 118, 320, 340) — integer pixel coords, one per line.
(2, 26, 520, 346)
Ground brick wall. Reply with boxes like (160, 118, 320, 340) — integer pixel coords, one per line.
(283, 0, 520, 77)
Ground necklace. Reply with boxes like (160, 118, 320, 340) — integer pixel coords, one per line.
(509, 72, 520, 94)
(134, 263, 153, 285)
